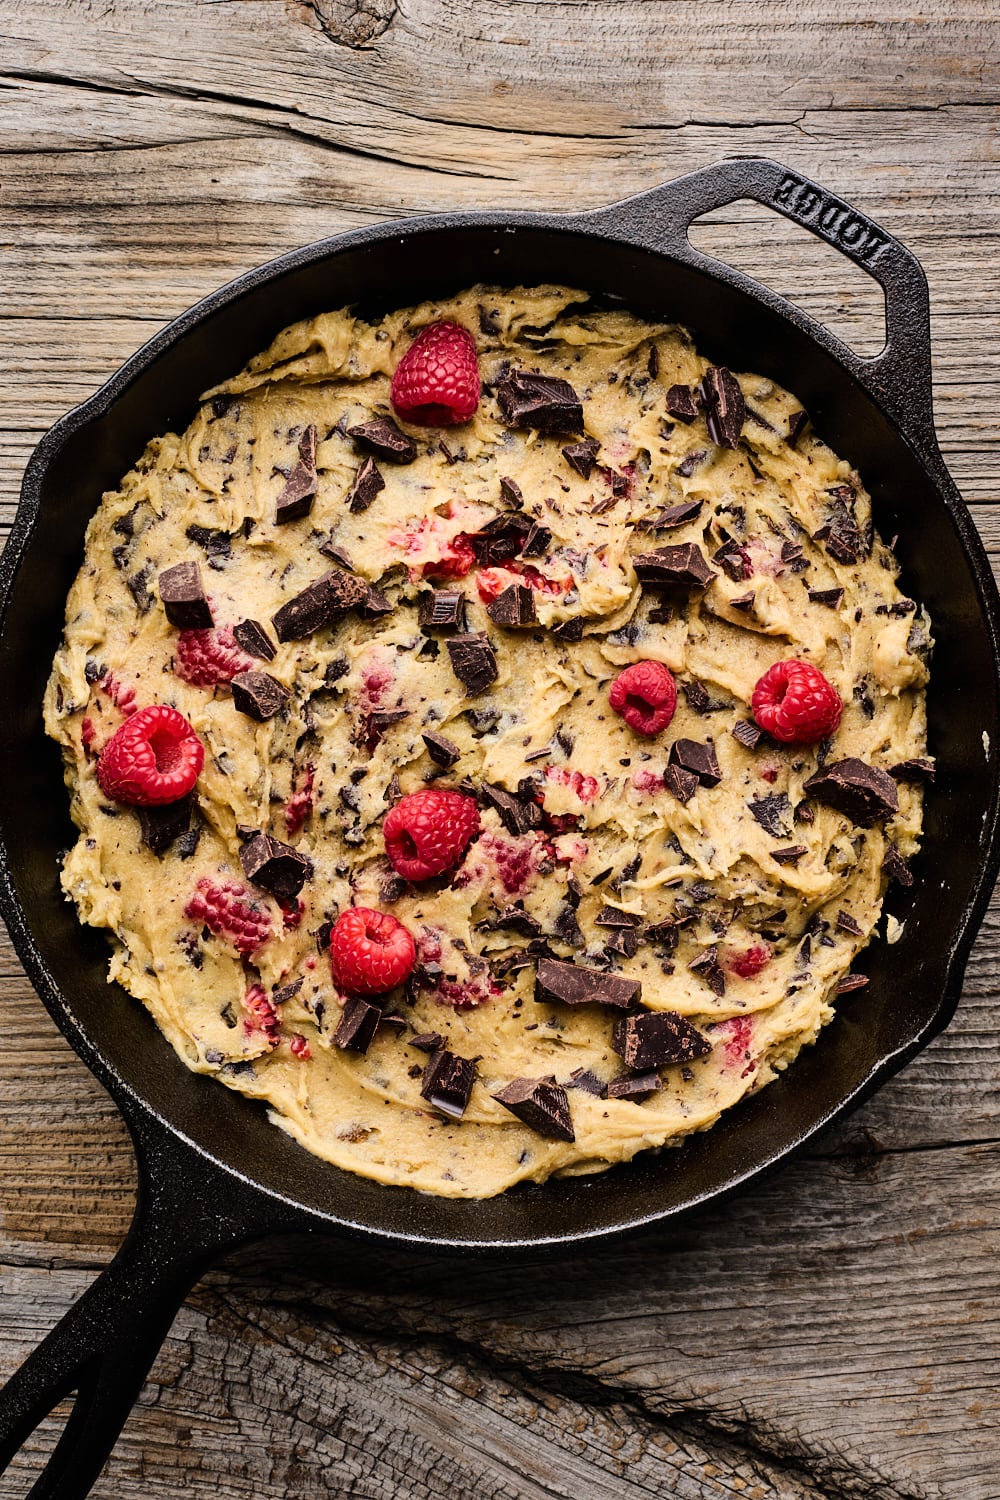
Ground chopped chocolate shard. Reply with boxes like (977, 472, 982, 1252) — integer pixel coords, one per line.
(274, 425, 318, 523)
(567, 1067, 605, 1096)
(610, 853, 642, 894)
(232, 619, 276, 661)
(562, 438, 601, 479)
(231, 670, 289, 722)
(486, 583, 537, 627)
(808, 587, 844, 609)
(159, 561, 213, 629)
(360, 709, 409, 752)
(410, 1032, 445, 1053)
(605, 1071, 662, 1102)
(498, 474, 523, 508)
(492, 1075, 575, 1142)
(748, 791, 793, 839)
(883, 844, 914, 887)
(495, 370, 584, 435)
(536, 956, 640, 1011)
(637, 500, 704, 532)
(137, 795, 192, 856)
(712, 540, 751, 582)
(771, 844, 809, 865)
(521, 521, 552, 558)
(446, 633, 498, 695)
(732, 719, 763, 751)
(595, 906, 641, 929)
(553, 904, 585, 949)
(688, 947, 726, 996)
(664, 763, 699, 803)
(700, 366, 746, 449)
(836, 909, 863, 936)
(794, 800, 815, 826)
(675, 449, 708, 478)
(551, 617, 584, 643)
(346, 455, 385, 514)
(836, 973, 869, 994)
(239, 831, 312, 900)
(319, 540, 356, 570)
(422, 730, 460, 768)
(612, 1011, 711, 1070)
(787, 408, 810, 447)
(669, 738, 722, 787)
(665, 384, 698, 423)
(481, 781, 542, 836)
(889, 757, 936, 784)
(272, 569, 368, 641)
(604, 926, 639, 959)
(803, 758, 899, 827)
(466, 707, 501, 737)
(467, 512, 534, 566)
(633, 544, 716, 590)
(645, 919, 679, 953)
(185, 524, 233, 559)
(358, 583, 394, 619)
(421, 1049, 476, 1121)
(418, 590, 466, 633)
(347, 416, 417, 464)
(335, 996, 382, 1054)
(272, 977, 303, 1006)
(486, 906, 543, 938)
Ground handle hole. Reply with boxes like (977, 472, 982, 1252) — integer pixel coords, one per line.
(688, 199, 887, 359)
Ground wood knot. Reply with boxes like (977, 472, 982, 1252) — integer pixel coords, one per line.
(302, 0, 397, 47)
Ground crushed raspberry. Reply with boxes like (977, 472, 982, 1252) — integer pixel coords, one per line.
(101, 673, 137, 716)
(752, 659, 842, 743)
(715, 1014, 756, 1075)
(550, 834, 589, 864)
(80, 716, 96, 751)
(390, 320, 481, 426)
(475, 564, 570, 601)
(280, 898, 305, 930)
(384, 789, 480, 881)
(760, 765, 779, 784)
(358, 648, 396, 709)
(630, 768, 664, 794)
(597, 462, 637, 500)
(435, 971, 504, 1010)
(422, 533, 477, 581)
(96, 704, 204, 806)
(477, 829, 547, 896)
(609, 660, 678, 737)
(284, 763, 315, 835)
(544, 765, 600, 803)
(242, 982, 280, 1047)
(728, 943, 773, 979)
(387, 517, 477, 581)
(290, 1034, 312, 1060)
(185, 877, 273, 955)
(175, 627, 255, 687)
(329, 907, 416, 996)
(416, 929, 444, 965)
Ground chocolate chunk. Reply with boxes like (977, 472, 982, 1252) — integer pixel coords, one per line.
(492, 1075, 575, 1142)
(669, 738, 722, 787)
(636, 500, 704, 532)
(274, 425, 318, 523)
(334, 996, 382, 1054)
(358, 583, 394, 619)
(418, 590, 467, 632)
(803, 758, 899, 827)
(688, 947, 726, 996)
(612, 1011, 711, 1070)
(836, 909, 863, 936)
(467, 512, 534, 566)
(787, 408, 810, 447)
(836, 973, 869, 994)
(729, 592, 755, 612)
(645, 919, 679, 952)
(485, 906, 543, 938)
(604, 926, 639, 959)
(664, 763, 698, 803)
(595, 907, 641, 929)
(498, 474, 523, 508)
(185, 524, 233, 560)
(553, 903, 585, 949)
(272, 569, 368, 641)
(521, 521, 552, 558)
(665, 385, 698, 423)
(551, 617, 584, 643)
(496, 371, 584, 435)
(732, 719, 763, 750)
(347, 416, 417, 464)
(231, 670, 289, 721)
(770, 844, 809, 865)
(633, 544, 716, 590)
(566, 1067, 605, 1096)
(446, 633, 498, 695)
(713, 539, 751, 582)
(748, 791, 792, 839)
(422, 731, 460, 768)
(410, 1032, 445, 1052)
(562, 438, 600, 478)
(466, 707, 501, 737)
(699, 366, 745, 449)
(675, 449, 708, 478)
(605, 1071, 661, 1102)
(808, 587, 844, 609)
(239, 831, 312, 900)
(360, 709, 409, 752)
(232, 619, 276, 661)
(889, 757, 936, 784)
(137, 795, 192, 856)
(481, 781, 543, 836)
(318, 540, 356, 570)
(420, 1049, 476, 1121)
(159, 561, 213, 629)
(486, 583, 537, 627)
(346, 456, 385, 514)
(882, 844, 914, 887)
(536, 956, 641, 1011)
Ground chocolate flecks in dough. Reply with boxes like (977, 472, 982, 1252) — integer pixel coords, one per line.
(890, 758, 936, 784)
(495, 371, 584, 435)
(231, 671, 290, 722)
(553, 904, 585, 949)
(551, 617, 584, 643)
(347, 416, 417, 464)
(486, 584, 537, 627)
(137, 796, 192, 856)
(272, 569, 368, 642)
(853, 678, 876, 721)
(562, 438, 601, 478)
(748, 791, 793, 839)
(360, 709, 410, 753)
(325, 657, 350, 686)
(422, 731, 460, 768)
(612, 1011, 711, 1070)
(159, 561, 213, 629)
(882, 844, 914, 887)
(535, 956, 640, 1011)
(232, 619, 276, 661)
(771, 844, 809, 865)
(421, 1049, 476, 1121)
(605, 1071, 662, 1102)
(493, 1075, 575, 1142)
(665, 384, 698, 423)
(419, 590, 467, 633)
(346, 456, 386, 514)
(688, 947, 726, 996)
(732, 719, 763, 751)
(566, 1067, 605, 1096)
(466, 707, 501, 738)
(803, 758, 899, 827)
(699, 367, 746, 449)
(669, 738, 722, 787)
(633, 545, 716, 590)
(274, 426, 318, 523)
(335, 996, 383, 1054)
(836, 909, 864, 936)
(481, 781, 543, 836)
(610, 854, 641, 894)
(664, 763, 698, 803)
(636, 500, 704, 532)
(836, 973, 870, 994)
(239, 831, 312, 900)
(446, 633, 498, 694)
(808, 587, 845, 609)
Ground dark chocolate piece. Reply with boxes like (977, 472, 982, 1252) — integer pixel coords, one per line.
(334, 996, 382, 1054)
(485, 906, 543, 938)
(562, 438, 601, 478)
(566, 1067, 605, 1096)
(481, 781, 543, 836)
(633, 544, 716, 590)
(358, 583, 394, 619)
(466, 512, 534, 566)
(495, 371, 584, 435)
(675, 449, 708, 478)
(595, 907, 641, 929)
(803, 758, 899, 827)
(535, 956, 640, 1011)
(360, 709, 409, 752)
(232, 619, 276, 661)
(636, 500, 704, 532)
(420, 1049, 476, 1121)
(729, 592, 756, 612)
(137, 795, 192, 856)
(410, 1032, 445, 1053)
(231, 670, 290, 722)
(748, 791, 793, 839)
(486, 583, 537, 627)
(770, 844, 809, 865)
(732, 719, 763, 751)
(664, 763, 698, 803)
(239, 831, 312, 900)
(604, 926, 639, 959)
(446, 633, 498, 695)
(346, 455, 385, 514)
(521, 521, 552, 558)
(272, 569, 368, 642)
(498, 474, 523, 507)
(669, 738, 722, 787)
(835, 973, 870, 994)
(422, 731, 460, 768)
(808, 587, 844, 609)
(274, 425, 318, 524)
(787, 408, 810, 446)
(836, 909, 863, 936)
(889, 757, 936, 784)
(492, 1075, 575, 1142)
(688, 947, 726, 996)
(551, 617, 584, 643)
(553, 903, 585, 949)
(347, 416, 417, 464)
(418, 590, 467, 633)
(699, 366, 745, 449)
(665, 384, 698, 423)
(318, 540, 356, 570)
(605, 1071, 662, 1102)
(159, 561, 213, 629)
(185, 524, 233, 559)
(712, 540, 751, 583)
(612, 1011, 711, 1070)
(882, 844, 914, 887)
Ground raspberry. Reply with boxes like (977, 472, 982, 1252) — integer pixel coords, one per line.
(242, 982, 280, 1047)
(751, 659, 842, 743)
(390, 321, 481, 427)
(329, 907, 416, 995)
(384, 789, 480, 880)
(728, 943, 772, 979)
(185, 877, 273, 955)
(175, 627, 255, 687)
(96, 704, 204, 806)
(284, 763, 315, 835)
(544, 765, 600, 803)
(420, 533, 477, 581)
(290, 1034, 312, 1060)
(608, 660, 677, 736)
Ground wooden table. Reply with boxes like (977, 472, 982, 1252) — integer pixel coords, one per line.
(2, 3, 999, 1495)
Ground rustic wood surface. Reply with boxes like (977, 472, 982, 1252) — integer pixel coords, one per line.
(2, 2, 1000, 1495)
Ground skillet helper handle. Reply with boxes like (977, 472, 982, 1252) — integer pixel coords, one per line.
(0, 1120, 286, 1500)
(591, 157, 935, 443)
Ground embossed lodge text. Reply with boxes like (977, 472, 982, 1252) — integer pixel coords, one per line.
(772, 173, 888, 264)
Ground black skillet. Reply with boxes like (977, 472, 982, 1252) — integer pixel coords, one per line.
(2, 158, 999, 1500)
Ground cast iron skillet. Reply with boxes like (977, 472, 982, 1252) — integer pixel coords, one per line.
(1, 158, 999, 1500)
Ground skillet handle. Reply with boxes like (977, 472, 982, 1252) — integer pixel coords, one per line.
(588, 157, 935, 445)
(0, 1115, 294, 1500)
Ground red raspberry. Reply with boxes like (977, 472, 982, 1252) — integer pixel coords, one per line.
(728, 943, 772, 979)
(751, 659, 842, 743)
(284, 763, 315, 835)
(390, 321, 481, 426)
(383, 789, 481, 880)
(329, 907, 416, 996)
(608, 660, 678, 736)
(185, 877, 273, 955)
(242, 982, 281, 1047)
(175, 627, 255, 687)
(96, 704, 204, 806)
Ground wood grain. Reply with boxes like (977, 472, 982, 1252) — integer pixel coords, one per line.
(2, 2, 999, 1496)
